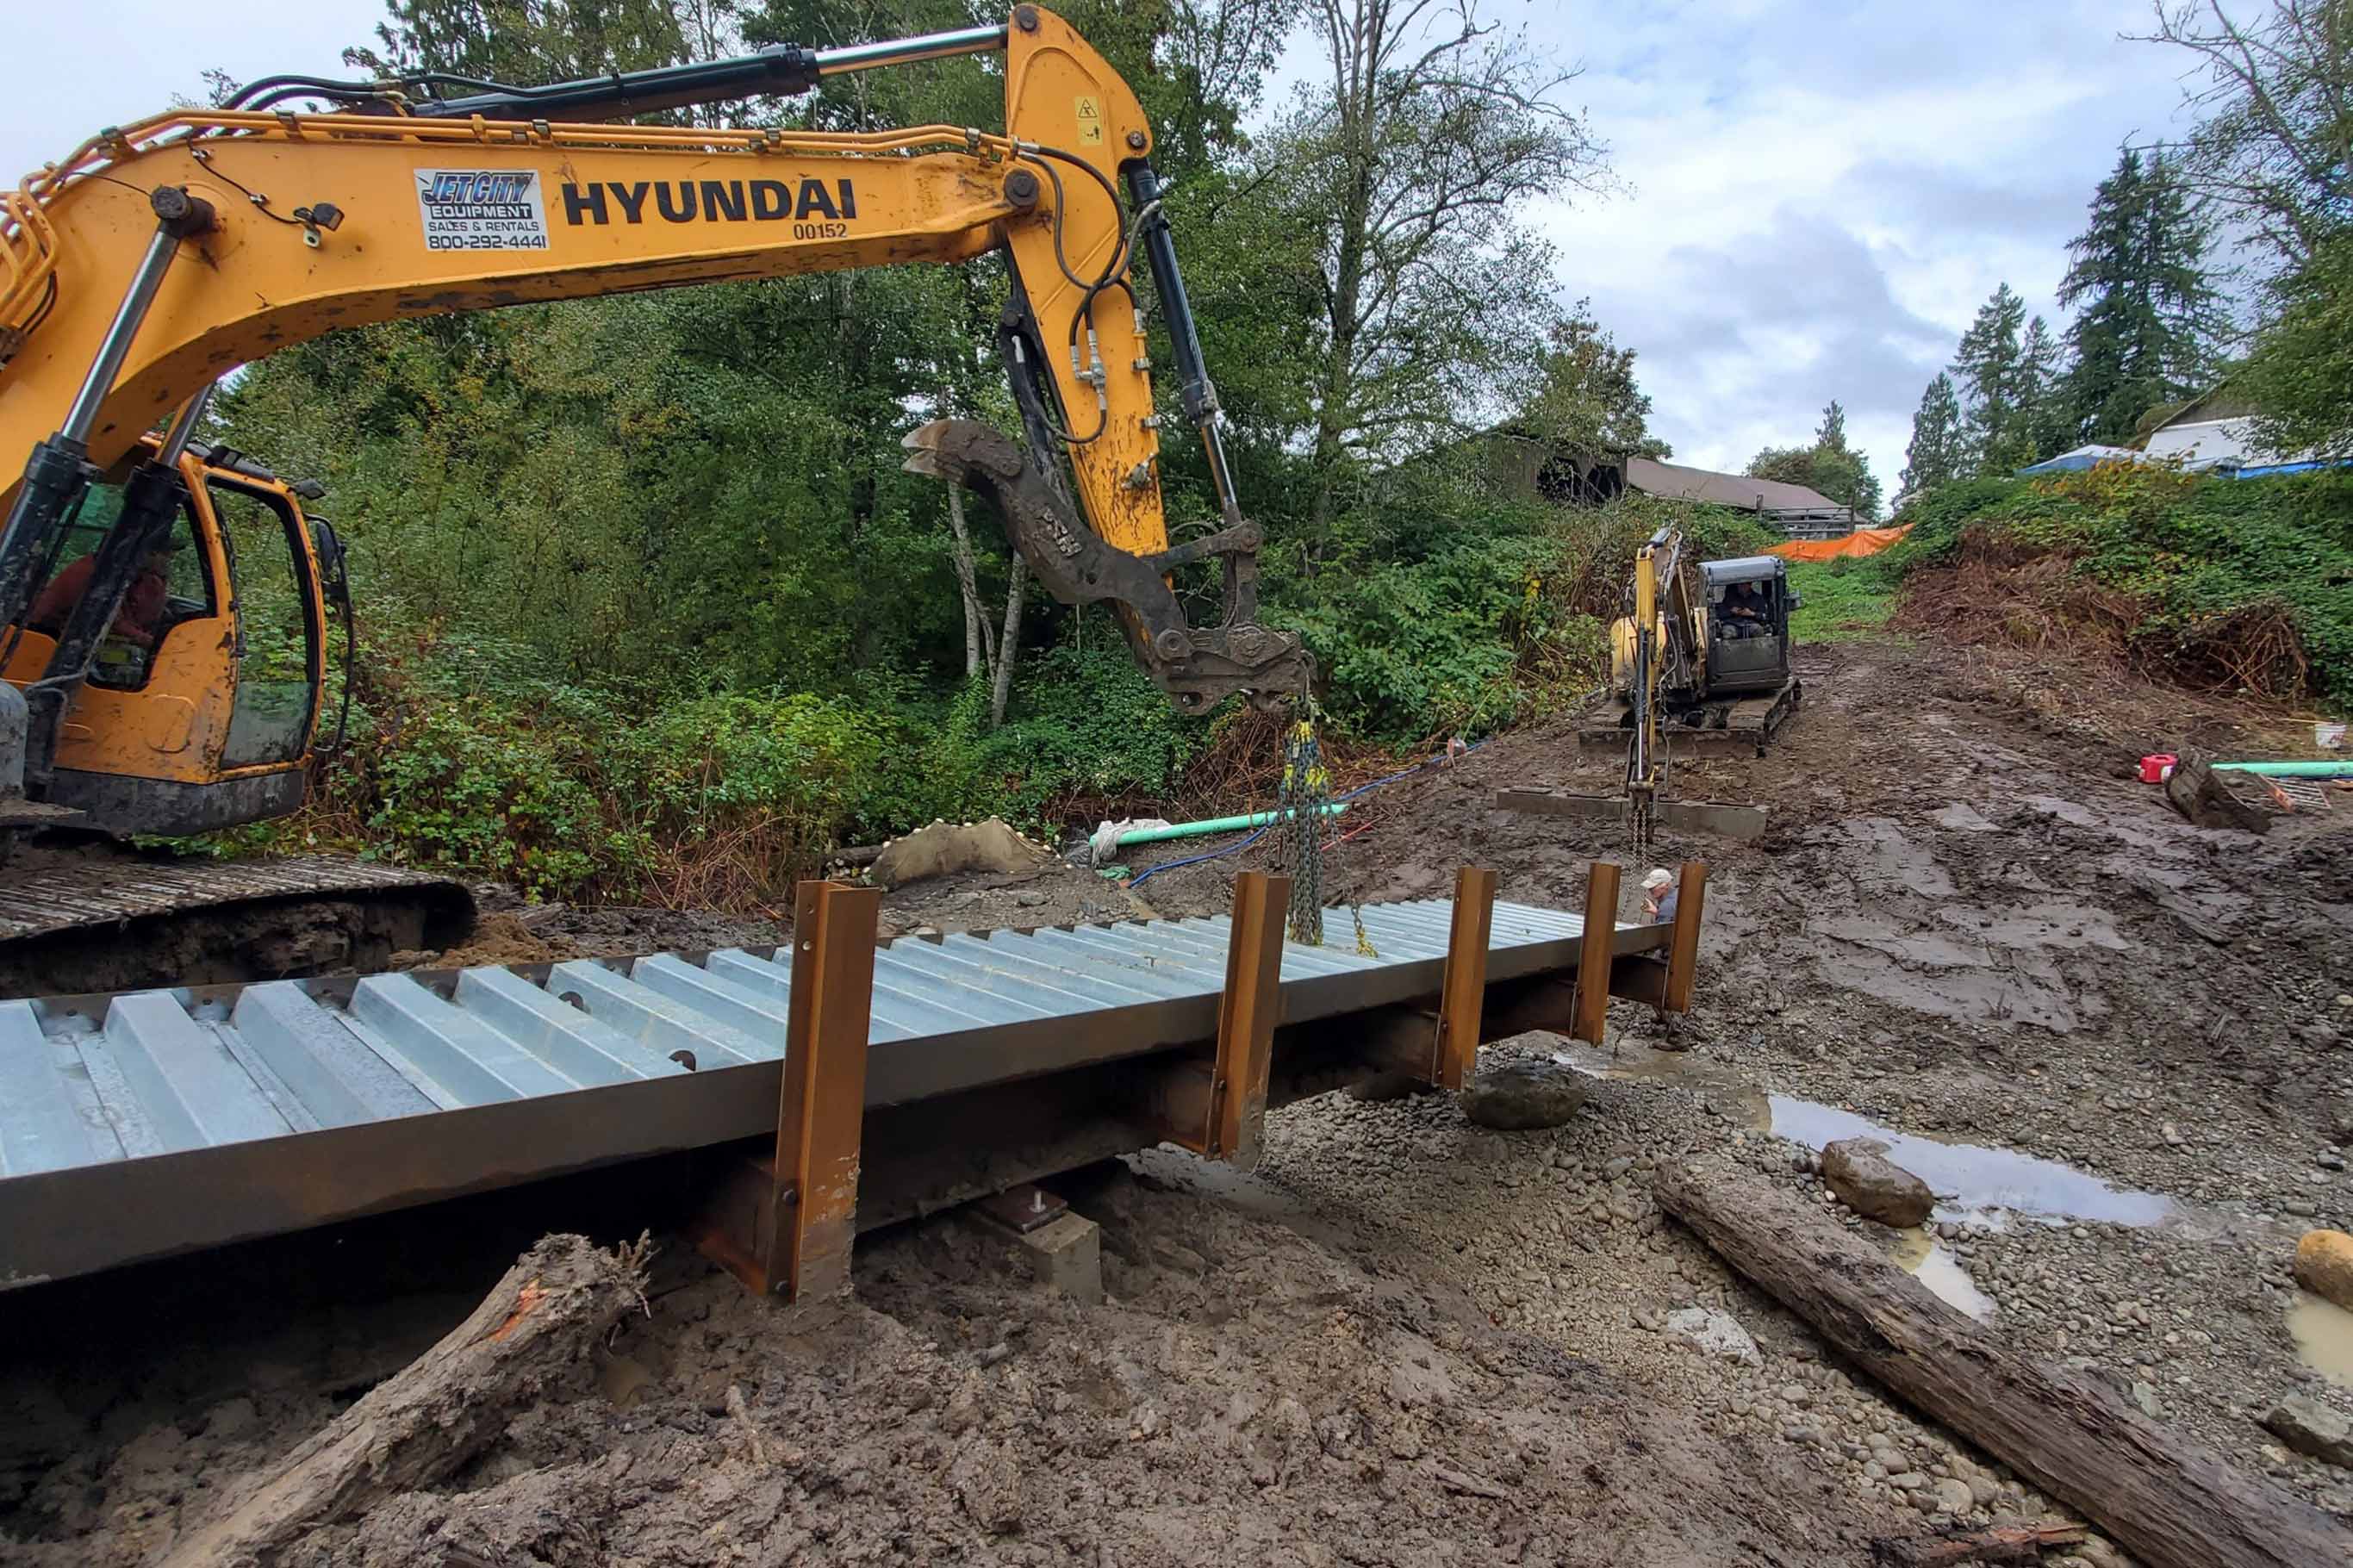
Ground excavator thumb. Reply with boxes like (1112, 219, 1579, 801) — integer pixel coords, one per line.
(903, 419, 1313, 713)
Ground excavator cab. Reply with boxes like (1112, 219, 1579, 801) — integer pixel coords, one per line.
(1699, 557, 1798, 695)
(0, 439, 332, 837)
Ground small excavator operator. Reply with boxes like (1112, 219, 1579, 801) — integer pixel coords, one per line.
(1717, 580, 1772, 639)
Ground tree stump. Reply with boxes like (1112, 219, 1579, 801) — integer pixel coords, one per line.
(164, 1233, 650, 1568)
(2163, 746, 2269, 834)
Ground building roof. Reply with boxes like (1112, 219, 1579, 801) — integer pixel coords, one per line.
(2144, 417, 2277, 469)
(1625, 457, 1843, 514)
(2017, 444, 2148, 476)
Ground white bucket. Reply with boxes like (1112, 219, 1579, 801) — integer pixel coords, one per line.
(2320, 721, 2349, 751)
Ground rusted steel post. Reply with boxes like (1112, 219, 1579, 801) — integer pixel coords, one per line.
(1664, 860, 1707, 1014)
(770, 878, 880, 1300)
(1572, 861, 1622, 1044)
(1433, 866, 1497, 1089)
(1208, 868, 1287, 1166)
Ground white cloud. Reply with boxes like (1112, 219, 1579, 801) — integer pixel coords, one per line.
(1516, 0, 2198, 499)
(7, 0, 2206, 512)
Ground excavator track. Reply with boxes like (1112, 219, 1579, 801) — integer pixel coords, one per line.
(1576, 675, 1803, 758)
(0, 851, 474, 999)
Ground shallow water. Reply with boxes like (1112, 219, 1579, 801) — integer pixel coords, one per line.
(1888, 1226, 1998, 1320)
(2288, 1291, 2353, 1387)
(1550, 1041, 2188, 1231)
(1763, 1095, 2179, 1229)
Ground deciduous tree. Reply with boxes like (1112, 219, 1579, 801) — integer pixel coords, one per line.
(1267, 0, 1611, 542)
(1517, 299, 1670, 459)
(1747, 400, 1882, 520)
(2136, 0, 2353, 276)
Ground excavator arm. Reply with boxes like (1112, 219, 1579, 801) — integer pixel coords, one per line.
(0, 6, 1309, 819)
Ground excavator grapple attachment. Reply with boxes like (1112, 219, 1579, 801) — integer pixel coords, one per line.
(903, 419, 1313, 712)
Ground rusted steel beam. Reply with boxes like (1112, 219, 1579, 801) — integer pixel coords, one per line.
(1155, 870, 1289, 1165)
(773, 879, 880, 1299)
(1572, 861, 1622, 1043)
(1434, 867, 1497, 1089)
(1665, 860, 1707, 1014)
(1209, 869, 1287, 1165)
(692, 879, 879, 1300)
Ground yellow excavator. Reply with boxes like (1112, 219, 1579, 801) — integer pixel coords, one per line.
(0, 5, 1311, 991)
(1500, 526, 1790, 851)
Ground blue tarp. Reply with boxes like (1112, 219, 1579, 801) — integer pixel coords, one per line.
(2230, 458, 2353, 479)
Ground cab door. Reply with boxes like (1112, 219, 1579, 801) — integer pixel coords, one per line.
(202, 476, 325, 773)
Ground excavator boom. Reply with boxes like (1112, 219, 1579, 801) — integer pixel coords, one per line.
(0, 6, 1310, 992)
(0, 6, 1307, 713)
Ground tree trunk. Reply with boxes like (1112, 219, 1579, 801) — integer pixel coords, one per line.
(163, 1235, 649, 1568)
(1651, 1160, 2350, 1568)
(990, 554, 1027, 728)
(943, 483, 984, 680)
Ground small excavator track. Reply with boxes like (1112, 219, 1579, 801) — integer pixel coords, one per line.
(0, 850, 474, 999)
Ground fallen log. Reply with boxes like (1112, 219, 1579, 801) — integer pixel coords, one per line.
(165, 1234, 650, 1568)
(1872, 1521, 2084, 1566)
(1653, 1160, 2351, 1568)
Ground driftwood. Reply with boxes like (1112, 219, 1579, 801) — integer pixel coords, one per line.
(1653, 1160, 2351, 1568)
(164, 1234, 650, 1568)
(1872, 1521, 2086, 1566)
(2163, 746, 2269, 834)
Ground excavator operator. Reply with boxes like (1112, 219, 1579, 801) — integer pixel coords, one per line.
(27, 534, 176, 650)
(1717, 580, 1771, 639)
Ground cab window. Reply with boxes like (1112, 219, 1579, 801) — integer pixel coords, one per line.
(209, 481, 321, 768)
(16, 481, 212, 692)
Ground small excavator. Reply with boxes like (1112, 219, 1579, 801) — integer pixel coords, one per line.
(0, 6, 1313, 991)
(1503, 525, 1792, 849)
(1598, 525, 1798, 848)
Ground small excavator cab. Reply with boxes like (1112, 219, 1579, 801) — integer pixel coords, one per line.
(0, 439, 327, 837)
(1699, 557, 1796, 696)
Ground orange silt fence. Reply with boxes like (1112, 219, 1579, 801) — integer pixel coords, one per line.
(1767, 526, 1912, 562)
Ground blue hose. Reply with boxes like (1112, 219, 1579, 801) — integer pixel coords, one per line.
(1126, 738, 1488, 890)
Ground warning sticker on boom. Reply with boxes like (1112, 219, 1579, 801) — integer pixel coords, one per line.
(414, 169, 550, 252)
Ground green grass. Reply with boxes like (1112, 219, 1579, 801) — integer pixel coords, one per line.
(1786, 558, 1899, 644)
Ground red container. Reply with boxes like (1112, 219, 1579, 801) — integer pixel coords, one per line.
(2139, 753, 2177, 783)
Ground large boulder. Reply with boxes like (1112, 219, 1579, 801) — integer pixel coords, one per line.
(2299, 1229, 2353, 1313)
(868, 818, 1051, 890)
(2265, 1395, 2353, 1470)
(1460, 1060, 1590, 1130)
(1819, 1137, 1935, 1228)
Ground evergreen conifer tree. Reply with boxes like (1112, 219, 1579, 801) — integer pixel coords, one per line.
(2057, 149, 2221, 443)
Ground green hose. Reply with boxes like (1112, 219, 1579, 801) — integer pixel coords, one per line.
(2213, 761, 2353, 778)
(1114, 802, 1348, 848)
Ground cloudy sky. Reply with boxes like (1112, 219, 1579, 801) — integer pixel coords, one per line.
(4, 0, 2202, 507)
(1510, 0, 2200, 501)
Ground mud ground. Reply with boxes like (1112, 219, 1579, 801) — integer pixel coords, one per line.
(3, 637, 2352, 1565)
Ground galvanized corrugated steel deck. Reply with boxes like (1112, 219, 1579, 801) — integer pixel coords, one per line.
(0, 898, 1649, 1286)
